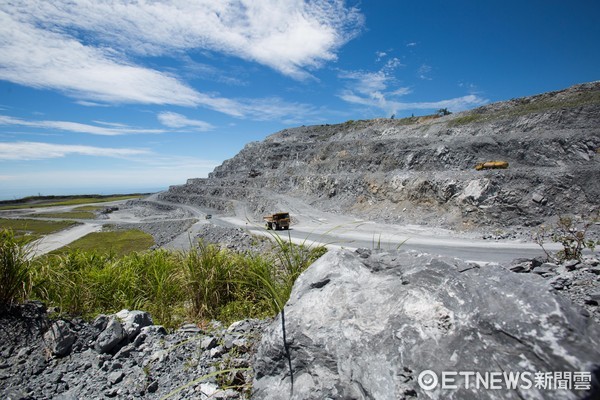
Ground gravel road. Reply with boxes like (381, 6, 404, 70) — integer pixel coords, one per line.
(7, 193, 565, 264)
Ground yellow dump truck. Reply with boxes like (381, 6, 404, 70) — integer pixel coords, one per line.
(475, 161, 509, 171)
(264, 212, 290, 230)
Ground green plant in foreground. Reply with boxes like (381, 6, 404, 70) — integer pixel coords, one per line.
(180, 241, 236, 320)
(0, 229, 31, 308)
(535, 214, 599, 261)
(25, 229, 328, 328)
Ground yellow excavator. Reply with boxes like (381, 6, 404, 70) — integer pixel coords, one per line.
(474, 161, 509, 171)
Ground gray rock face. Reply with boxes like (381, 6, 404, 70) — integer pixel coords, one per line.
(94, 317, 127, 354)
(115, 309, 153, 340)
(253, 249, 600, 399)
(43, 320, 76, 357)
(161, 82, 600, 231)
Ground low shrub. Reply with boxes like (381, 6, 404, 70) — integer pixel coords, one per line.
(534, 214, 599, 261)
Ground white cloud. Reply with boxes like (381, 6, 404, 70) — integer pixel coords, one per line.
(0, 1, 363, 107)
(0, 142, 149, 161)
(0, 1, 361, 120)
(418, 64, 433, 80)
(339, 91, 487, 114)
(338, 65, 412, 113)
(0, 10, 204, 107)
(338, 71, 389, 95)
(158, 112, 214, 131)
(375, 51, 387, 61)
(390, 87, 413, 96)
(338, 59, 487, 115)
(0, 115, 166, 136)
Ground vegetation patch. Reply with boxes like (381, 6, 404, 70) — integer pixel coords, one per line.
(0, 218, 79, 243)
(6, 231, 326, 329)
(33, 211, 97, 220)
(0, 229, 31, 308)
(448, 114, 483, 126)
(0, 194, 144, 210)
(53, 229, 155, 257)
(450, 89, 600, 127)
(73, 205, 103, 212)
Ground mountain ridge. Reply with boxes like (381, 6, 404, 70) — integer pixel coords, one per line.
(161, 81, 600, 231)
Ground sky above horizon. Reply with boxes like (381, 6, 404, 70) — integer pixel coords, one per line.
(1, 0, 598, 200)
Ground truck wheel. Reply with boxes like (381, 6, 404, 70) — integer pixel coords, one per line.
(273, 223, 278, 230)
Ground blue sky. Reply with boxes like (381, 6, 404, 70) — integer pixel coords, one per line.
(0, 1, 598, 200)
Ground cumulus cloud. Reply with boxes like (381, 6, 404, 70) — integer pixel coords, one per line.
(0, 1, 363, 112)
(0, 11, 203, 106)
(339, 91, 487, 114)
(158, 112, 214, 131)
(0, 142, 149, 160)
(338, 58, 414, 115)
(418, 64, 433, 80)
(0, 115, 166, 136)
(338, 62, 487, 115)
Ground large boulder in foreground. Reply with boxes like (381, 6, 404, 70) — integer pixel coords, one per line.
(253, 249, 600, 400)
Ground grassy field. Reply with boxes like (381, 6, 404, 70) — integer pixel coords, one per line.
(33, 211, 97, 219)
(0, 194, 145, 210)
(53, 229, 155, 257)
(33, 205, 105, 219)
(0, 218, 79, 242)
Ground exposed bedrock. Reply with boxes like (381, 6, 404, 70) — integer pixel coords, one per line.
(160, 82, 600, 230)
(253, 249, 600, 400)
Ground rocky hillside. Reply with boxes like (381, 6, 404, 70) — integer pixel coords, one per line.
(161, 82, 600, 230)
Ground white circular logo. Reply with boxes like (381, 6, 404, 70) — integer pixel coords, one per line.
(418, 370, 438, 391)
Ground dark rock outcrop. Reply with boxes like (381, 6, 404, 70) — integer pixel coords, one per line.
(161, 82, 600, 231)
(0, 305, 267, 399)
(253, 249, 600, 399)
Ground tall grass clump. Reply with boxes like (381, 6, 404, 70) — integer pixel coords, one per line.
(26, 232, 328, 328)
(31, 250, 119, 316)
(0, 229, 31, 308)
(270, 233, 327, 309)
(179, 241, 236, 320)
(130, 250, 185, 327)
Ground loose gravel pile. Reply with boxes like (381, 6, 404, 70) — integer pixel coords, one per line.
(0, 304, 268, 400)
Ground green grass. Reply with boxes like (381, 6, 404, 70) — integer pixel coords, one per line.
(27, 237, 325, 329)
(449, 89, 600, 127)
(448, 114, 483, 126)
(0, 194, 144, 210)
(0, 229, 32, 308)
(0, 218, 79, 243)
(73, 205, 103, 212)
(53, 229, 155, 257)
(2, 222, 328, 329)
(33, 211, 97, 219)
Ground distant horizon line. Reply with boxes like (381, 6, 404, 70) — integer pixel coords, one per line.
(0, 187, 166, 202)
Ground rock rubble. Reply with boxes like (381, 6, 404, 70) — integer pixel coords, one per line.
(0, 303, 267, 399)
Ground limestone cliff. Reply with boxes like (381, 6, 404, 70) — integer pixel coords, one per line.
(161, 82, 600, 230)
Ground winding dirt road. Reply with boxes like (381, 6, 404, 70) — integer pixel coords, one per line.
(6, 193, 562, 263)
